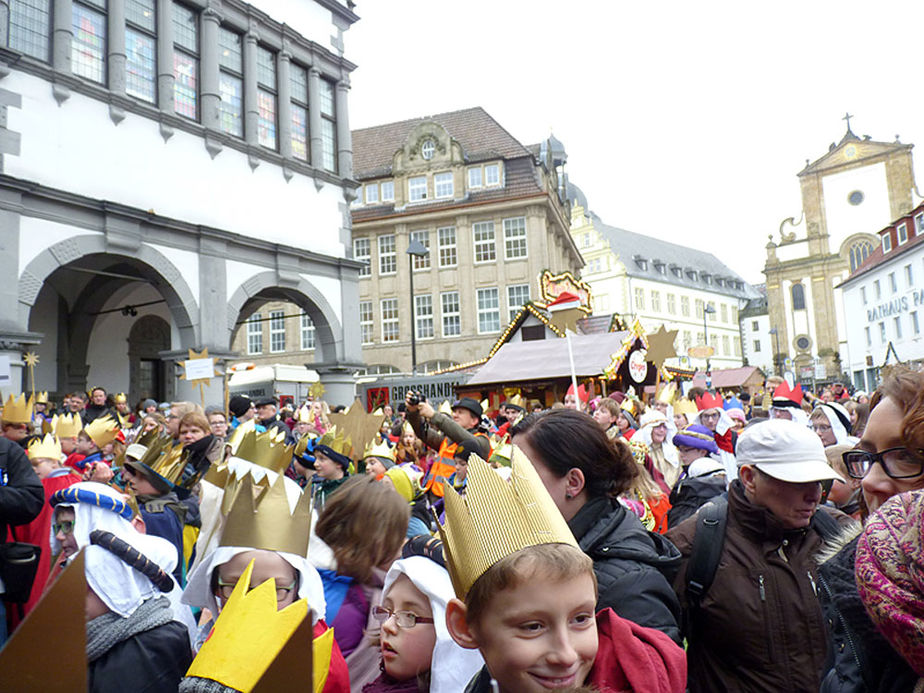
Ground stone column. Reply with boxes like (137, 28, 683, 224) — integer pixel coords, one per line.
(0, 1, 10, 47)
(314, 365, 357, 409)
(199, 6, 221, 133)
(335, 79, 351, 179)
(156, 0, 175, 113)
(107, 0, 126, 95)
(53, 0, 73, 74)
(308, 66, 322, 168)
(277, 45, 293, 161)
(159, 348, 237, 407)
(242, 24, 258, 148)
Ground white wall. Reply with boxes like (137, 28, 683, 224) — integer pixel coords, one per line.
(6, 71, 347, 257)
(248, 0, 344, 54)
(823, 162, 892, 249)
(27, 285, 59, 393)
(741, 313, 774, 374)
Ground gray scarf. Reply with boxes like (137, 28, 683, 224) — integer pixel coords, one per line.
(86, 596, 174, 662)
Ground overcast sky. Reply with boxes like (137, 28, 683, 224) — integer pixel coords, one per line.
(346, 1, 924, 284)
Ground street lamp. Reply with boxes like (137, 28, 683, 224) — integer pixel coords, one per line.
(768, 327, 781, 376)
(406, 237, 429, 375)
(703, 303, 716, 375)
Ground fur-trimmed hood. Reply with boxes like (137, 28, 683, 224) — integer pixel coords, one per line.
(817, 520, 863, 565)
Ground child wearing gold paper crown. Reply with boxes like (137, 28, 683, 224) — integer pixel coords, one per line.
(441, 449, 687, 693)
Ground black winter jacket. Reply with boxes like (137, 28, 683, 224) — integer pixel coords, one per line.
(818, 528, 917, 693)
(0, 436, 43, 542)
(568, 496, 682, 643)
(89, 619, 191, 692)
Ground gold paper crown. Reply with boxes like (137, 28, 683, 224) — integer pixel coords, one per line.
(83, 415, 119, 448)
(27, 433, 62, 462)
(401, 421, 414, 437)
(295, 406, 312, 424)
(363, 436, 395, 463)
(508, 394, 526, 409)
(233, 427, 294, 475)
(113, 392, 127, 404)
(487, 435, 513, 468)
(2, 393, 33, 424)
(437, 446, 579, 599)
(220, 474, 312, 556)
(135, 437, 188, 487)
(186, 558, 321, 692)
(52, 412, 83, 438)
(317, 427, 352, 459)
(34, 391, 49, 405)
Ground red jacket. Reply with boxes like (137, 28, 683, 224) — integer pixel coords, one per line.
(589, 608, 687, 693)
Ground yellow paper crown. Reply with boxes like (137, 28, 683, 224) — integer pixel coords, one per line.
(437, 446, 579, 599)
(113, 392, 127, 404)
(2, 393, 33, 424)
(295, 406, 312, 424)
(220, 474, 312, 556)
(363, 436, 395, 463)
(508, 393, 526, 409)
(673, 399, 699, 418)
(136, 437, 188, 487)
(27, 433, 62, 462)
(656, 383, 677, 405)
(34, 391, 49, 405)
(317, 427, 352, 459)
(83, 415, 119, 448)
(186, 558, 315, 692)
(233, 427, 294, 475)
(52, 412, 83, 438)
(401, 421, 414, 437)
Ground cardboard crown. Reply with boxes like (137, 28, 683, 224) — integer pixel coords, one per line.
(2, 393, 33, 424)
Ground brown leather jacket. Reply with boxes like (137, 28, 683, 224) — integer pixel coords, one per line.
(666, 481, 852, 693)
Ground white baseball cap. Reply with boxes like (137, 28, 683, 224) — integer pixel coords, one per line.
(737, 418, 843, 483)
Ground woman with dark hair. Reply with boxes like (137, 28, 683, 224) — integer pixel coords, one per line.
(818, 366, 924, 692)
(510, 408, 682, 643)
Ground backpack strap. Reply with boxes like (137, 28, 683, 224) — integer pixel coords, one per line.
(686, 496, 728, 611)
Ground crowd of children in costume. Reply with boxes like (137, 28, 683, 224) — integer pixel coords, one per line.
(0, 367, 923, 691)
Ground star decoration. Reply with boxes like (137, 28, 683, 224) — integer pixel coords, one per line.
(645, 325, 679, 369)
(548, 306, 583, 333)
(328, 398, 384, 459)
(23, 352, 39, 367)
(309, 382, 326, 400)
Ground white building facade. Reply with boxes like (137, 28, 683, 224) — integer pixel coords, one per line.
(569, 188, 759, 371)
(739, 290, 776, 375)
(840, 201, 924, 392)
(1, 0, 363, 404)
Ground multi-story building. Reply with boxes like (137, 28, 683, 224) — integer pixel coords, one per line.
(764, 120, 922, 383)
(230, 300, 318, 366)
(840, 201, 924, 391)
(739, 287, 775, 375)
(1, 0, 363, 404)
(569, 186, 759, 371)
(349, 108, 582, 373)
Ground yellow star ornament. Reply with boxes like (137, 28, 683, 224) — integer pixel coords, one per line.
(645, 325, 679, 369)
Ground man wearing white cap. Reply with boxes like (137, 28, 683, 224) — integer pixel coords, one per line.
(666, 419, 855, 693)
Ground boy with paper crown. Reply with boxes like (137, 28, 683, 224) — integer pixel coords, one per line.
(54, 411, 85, 467)
(182, 429, 350, 692)
(440, 449, 687, 693)
(75, 414, 120, 474)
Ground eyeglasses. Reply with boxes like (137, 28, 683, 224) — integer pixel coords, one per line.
(216, 576, 298, 602)
(372, 605, 434, 629)
(700, 412, 720, 420)
(842, 447, 924, 480)
(812, 423, 832, 433)
(53, 520, 75, 535)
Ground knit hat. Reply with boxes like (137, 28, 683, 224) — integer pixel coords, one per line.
(141, 399, 157, 410)
(453, 438, 482, 464)
(725, 407, 747, 425)
(228, 395, 252, 418)
(672, 424, 719, 454)
(315, 444, 351, 472)
(736, 419, 842, 483)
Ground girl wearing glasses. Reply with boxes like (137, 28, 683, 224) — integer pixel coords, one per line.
(817, 366, 924, 692)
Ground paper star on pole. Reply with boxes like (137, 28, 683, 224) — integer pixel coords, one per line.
(180, 348, 220, 387)
(328, 398, 385, 459)
(309, 382, 325, 400)
(645, 325, 679, 369)
(23, 352, 39, 367)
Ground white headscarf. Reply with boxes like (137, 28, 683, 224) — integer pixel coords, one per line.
(50, 482, 179, 618)
(382, 557, 484, 693)
(634, 411, 679, 470)
(183, 545, 327, 626)
(814, 403, 859, 446)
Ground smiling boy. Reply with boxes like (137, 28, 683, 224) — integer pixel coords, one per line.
(441, 450, 687, 693)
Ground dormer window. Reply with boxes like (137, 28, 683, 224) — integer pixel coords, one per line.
(897, 222, 908, 245)
(686, 269, 697, 281)
(703, 274, 712, 285)
(634, 255, 648, 271)
(882, 232, 893, 253)
(716, 277, 724, 287)
(653, 260, 666, 275)
(670, 264, 682, 278)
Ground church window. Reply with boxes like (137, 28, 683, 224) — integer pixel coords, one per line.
(791, 284, 805, 311)
(72, 0, 107, 84)
(897, 223, 908, 246)
(848, 240, 873, 272)
(882, 233, 893, 254)
(9, 0, 52, 61)
(848, 190, 864, 206)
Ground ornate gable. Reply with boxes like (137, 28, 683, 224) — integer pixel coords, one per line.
(799, 133, 912, 177)
(392, 121, 464, 175)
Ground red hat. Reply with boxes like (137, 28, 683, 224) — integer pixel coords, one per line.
(772, 381, 803, 409)
(567, 383, 589, 403)
(695, 391, 723, 411)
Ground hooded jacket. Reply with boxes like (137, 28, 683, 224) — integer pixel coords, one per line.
(0, 437, 44, 549)
(667, 480, 853, 693)
(568, 496, 682, 643)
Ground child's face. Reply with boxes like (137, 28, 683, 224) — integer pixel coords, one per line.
(76, 433, 95, 455)
(365, 458, 387, 478)
(380, 574, 436, 681)
(314, 451, 343, 480)
(215, 549, 300, 611)
(469, 572, 598, 693)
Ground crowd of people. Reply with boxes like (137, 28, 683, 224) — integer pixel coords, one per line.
(0, 367, 921, 691)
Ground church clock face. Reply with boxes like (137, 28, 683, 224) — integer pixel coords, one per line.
(845, 144, 858, 160)
(848, 190, 864, 206)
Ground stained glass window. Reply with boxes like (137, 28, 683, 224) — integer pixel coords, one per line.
(125, 28, 156, 102)
(72, 2, 107, 84)
(256, 46, 276, 150)
(173, 3, 198, 119)
(218, 28, 242, 137)
(290, 63, 309, 161)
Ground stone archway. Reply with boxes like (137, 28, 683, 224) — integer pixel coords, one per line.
(128, 315, 171, 403)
